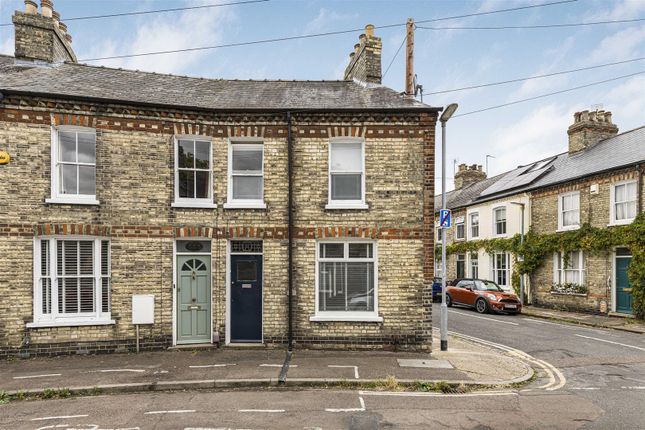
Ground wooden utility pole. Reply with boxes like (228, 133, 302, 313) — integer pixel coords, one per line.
(405, 17, 414, 96)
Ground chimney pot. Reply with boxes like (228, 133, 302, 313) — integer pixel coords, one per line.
(349, 52, 355, 60)
(454, 162, 487, 189)
(365, 24, 375, 37)
(52, 10, 60, 27)
(65, 33, 72, 44)
(344, 23, 382, 84)
(354, 43, 360, 53)
(24, 0, 38, 14)
(58, 21, 67, 34)
(359, 33, 366, 43)
(40, 0, 53, 18)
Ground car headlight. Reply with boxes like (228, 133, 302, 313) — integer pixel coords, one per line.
(487, 294, 498, 301)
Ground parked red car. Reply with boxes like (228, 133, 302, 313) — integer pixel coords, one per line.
(446, 278, 521, 314)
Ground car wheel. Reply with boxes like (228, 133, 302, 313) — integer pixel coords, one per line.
(475, 298, 488, 314)
(446, 294, 453, 307)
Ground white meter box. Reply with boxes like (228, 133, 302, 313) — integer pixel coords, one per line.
(132, 295, 155, 325)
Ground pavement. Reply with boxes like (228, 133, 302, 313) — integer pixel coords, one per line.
(522, 305, 645, 334)
(0, 332, 532, 397)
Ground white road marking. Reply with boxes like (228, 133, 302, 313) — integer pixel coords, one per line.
(238, 409, 285, 413)
(449, 310, 519, 326)
(575, 334, 645, 351)
(92, 369, 146, 373)
(31, 415, 89, 421)
(622, 386, 645, 390)
(259, 364, 298, 367)
(189, 364, 236, 368)
(570, 387, 602, 390)
(359, 390, 517, 397)
(13, 373, 62, 379)
(448, 330, 566, 391)
(328, 365, 359, 379)
(325, 395, 366, 412)
(144, 410, 196, 415)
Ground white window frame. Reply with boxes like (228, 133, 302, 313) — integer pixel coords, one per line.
(557, 191, 580, 231)
(325, 137, 368, 210)
(456, 253, 466, 278)
(29, 236, 114, 328)
(609, 180, 638, 226)
(311, 239, 381, 322)
(46, 126, 99, 205)
(491, 252, 510, 288)
(224, 139, 266, 209)
(469, 211, 479, 239)
(493, 206, 507, 237)
(553, 251, 585, 285)
(469, 252, 479, 279)
(172, 135, 216, 209)
(455, 221, 465, 241)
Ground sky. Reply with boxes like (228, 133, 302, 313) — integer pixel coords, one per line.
(1, 0, 643, 190)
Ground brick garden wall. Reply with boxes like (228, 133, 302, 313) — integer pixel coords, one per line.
(0, 95, 436, 356)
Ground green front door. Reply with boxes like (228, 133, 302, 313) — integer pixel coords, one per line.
(177, 256, 211, 344)
(616, 256, 632, 314)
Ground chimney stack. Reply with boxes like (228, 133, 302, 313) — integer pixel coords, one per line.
(344, 24, 382, 85)
(567, 109, 618, 154)
(12, 0, 76, 63)
(454, 164, 487, 190)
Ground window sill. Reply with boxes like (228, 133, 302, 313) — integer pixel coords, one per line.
(171, 201, 217, 209)
(223, 202, 267, 209)
(608, 219, 634, 227)
(325, 203, 369, 210)
(309, 315, 383, 323)
(556, 225, 580, 232)
(45, 197, 100, 206)
(26, 319, 115, 328)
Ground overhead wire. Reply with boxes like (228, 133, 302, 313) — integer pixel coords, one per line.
(77, 0, 578, 62)
(428, 57, 645, 95)
(416, 17, 645, 30)
(452, 71, 645, 118)
(381, 34, 407, 79)
(0, 0, 270, 27)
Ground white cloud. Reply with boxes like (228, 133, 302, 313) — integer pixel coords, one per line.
(586, 0, 645, 20)
(488, 104, 577, 174)
(597, 74, 645, 128)
(588, 26, 645, 63)
(304, 8, 356, 34)
(78, 0, 234, 75)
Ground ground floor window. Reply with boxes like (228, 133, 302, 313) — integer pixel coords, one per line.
(492, 252, 510, 287)
(32, 237, 111, 326)
(470, 252, 479, 278)
(316, 241, 377, 319)
(456, 254, 466, 278)
(554, 250, 585, 285)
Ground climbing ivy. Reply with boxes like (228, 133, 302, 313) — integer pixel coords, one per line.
(435, 213, 645, 319)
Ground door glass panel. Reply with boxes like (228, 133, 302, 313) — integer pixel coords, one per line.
(236, 261, 257, 281)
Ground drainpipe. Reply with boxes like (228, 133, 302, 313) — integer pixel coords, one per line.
(287, 111, 294, 351)
(638, 164, 643, 215)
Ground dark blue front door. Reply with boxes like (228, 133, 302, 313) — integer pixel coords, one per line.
(231, 255, 262, 342)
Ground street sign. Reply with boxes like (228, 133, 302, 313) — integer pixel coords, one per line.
(439, 209, 451, 228)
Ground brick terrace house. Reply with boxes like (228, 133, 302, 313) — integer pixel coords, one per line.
(0, 2, 439, 356)
(437, 110, 644, 315)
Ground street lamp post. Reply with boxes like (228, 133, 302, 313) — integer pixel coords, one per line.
(439, 103, 458, 352)
(510, 201, 526, 305)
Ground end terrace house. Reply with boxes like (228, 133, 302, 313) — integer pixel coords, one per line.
(0, 3, 439, 357)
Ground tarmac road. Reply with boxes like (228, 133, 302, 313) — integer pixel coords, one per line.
(436, 302, 645, 430)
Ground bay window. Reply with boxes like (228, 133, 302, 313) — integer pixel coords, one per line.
(31, 237, 112, 327)
(313, 241, 380, 321)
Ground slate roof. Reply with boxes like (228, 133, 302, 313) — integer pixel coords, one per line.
(436, 126, 645, 211)
(0, 55, 438, 112)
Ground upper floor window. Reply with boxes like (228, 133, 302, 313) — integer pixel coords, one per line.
(610, 180, 637, 225)
(558, 191, 580, 231)
(30, 237, 112, 327)
(469, 212, 479, 238)
(326, 138, 367, 209)
(312, 241, 380, 322)
(493, 207, 507, 236)
(173, 137, 215, 208)
(225, 142, 265, 209)
(47, 127, 98, 205)
(554, 251, 585, 285)
(455, 221, 465, 240)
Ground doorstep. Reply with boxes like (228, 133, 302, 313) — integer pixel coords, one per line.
(608, 311, 634, 319)
(168, 343, 218, 350)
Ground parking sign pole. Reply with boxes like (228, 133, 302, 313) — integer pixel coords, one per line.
(440, 120, 448, 351)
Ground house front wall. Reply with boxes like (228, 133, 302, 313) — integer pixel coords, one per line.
(0, 95, 437, 356)
(530, 167, 644, 313)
